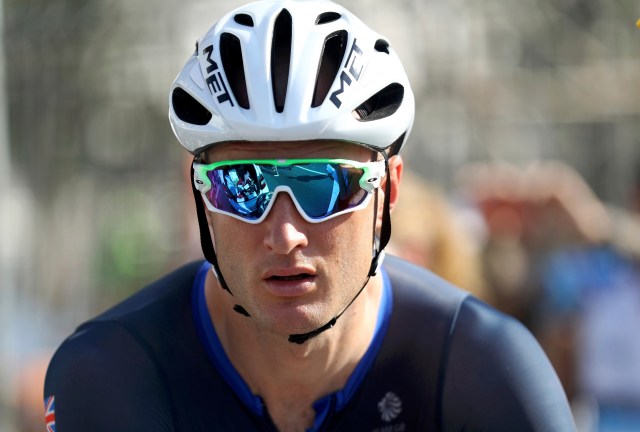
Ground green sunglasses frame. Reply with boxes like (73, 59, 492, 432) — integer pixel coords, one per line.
(192, 158, 386, 224)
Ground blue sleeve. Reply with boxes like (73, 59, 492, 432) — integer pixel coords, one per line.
(441, 297, 576, 431)
(44, 321, 175, 432)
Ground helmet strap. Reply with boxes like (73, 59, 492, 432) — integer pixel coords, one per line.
(191, 163, 251, 317)
(368, 151, 391, 276)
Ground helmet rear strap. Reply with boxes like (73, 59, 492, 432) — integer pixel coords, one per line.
(191, 163, 233, 295)
(368, 151, 391, 276)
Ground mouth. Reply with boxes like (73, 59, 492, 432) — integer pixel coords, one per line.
(263, 270, 317, 297)
(268, 273, 313, 282)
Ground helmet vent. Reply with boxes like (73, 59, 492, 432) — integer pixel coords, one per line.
(316, 12, 341, 25)
(220, 33, 250, 109)
(172, 87, 213, 125)
(374, 39, 390, 54)
(271, 9, 292, 113)
(354, 83, 404, 121)
(311, 30, 348, 108)
(234, 13, 254, 27)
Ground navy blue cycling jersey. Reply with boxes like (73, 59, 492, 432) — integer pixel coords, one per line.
(44, 256, 575, 431)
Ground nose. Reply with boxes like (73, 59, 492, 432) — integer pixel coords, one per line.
(262, 192, 309, 254)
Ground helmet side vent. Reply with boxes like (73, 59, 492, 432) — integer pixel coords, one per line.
(220, 33, 250, 109)
(172, 87, 213, 125)
(234, 13, 254, 27)
(316, 12, 341, 25)
(311, 30, 348, 108)
(353, 83, 404, 121)
(374, 39, 390, 54)
(271, 9, 292, 113)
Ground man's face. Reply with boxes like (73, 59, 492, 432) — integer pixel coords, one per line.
(204, 140, 382, 338)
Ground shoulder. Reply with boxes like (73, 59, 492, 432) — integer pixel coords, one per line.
(43, 261, 205, 431)
(382, 254, 469, 324)
(381, 255, 575, 430)
(382, 255, 553, 364)
(445, 292, 576, 430)
(439, 296, 576, 430)
(44, 320, 175, 431)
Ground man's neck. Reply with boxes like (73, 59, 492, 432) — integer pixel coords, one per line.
(204, 271, 384, 430)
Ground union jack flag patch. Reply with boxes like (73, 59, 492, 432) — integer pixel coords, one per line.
(45, 394, 56, 432)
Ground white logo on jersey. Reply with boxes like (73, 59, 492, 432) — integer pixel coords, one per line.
(378, 391, 402, 422)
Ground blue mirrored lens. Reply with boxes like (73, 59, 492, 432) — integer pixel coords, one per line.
(205, 162, 368, 220)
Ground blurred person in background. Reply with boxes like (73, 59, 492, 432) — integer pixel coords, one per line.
(389, 170, 489, 302)
(459, 161, 611, 329)
(552, 161, 640, 432)
(460, 160, 640, 432)
(43, 1, 574, 430)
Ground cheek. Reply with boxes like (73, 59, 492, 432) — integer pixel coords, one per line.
(209, 216, 261, 269)
(322, 211, 375, 264)
(327, 214, 377, 297)
(210, 213, 259, 241)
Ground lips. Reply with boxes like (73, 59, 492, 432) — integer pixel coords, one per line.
(263, 266, 316, 279)
(262, 268, 317, 297)
(269, 273, 312, 281)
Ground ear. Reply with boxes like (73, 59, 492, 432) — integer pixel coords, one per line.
(376, 154, 403, 230)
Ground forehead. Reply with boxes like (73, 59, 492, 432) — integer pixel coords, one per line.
(203, 140, 375, 162)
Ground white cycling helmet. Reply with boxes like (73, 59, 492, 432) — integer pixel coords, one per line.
(169, 0, 414, 155)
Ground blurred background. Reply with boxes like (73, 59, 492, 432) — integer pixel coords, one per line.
(1, 0, 639, 431)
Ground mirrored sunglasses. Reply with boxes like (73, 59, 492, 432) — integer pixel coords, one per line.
(193, 158, 386, 224)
